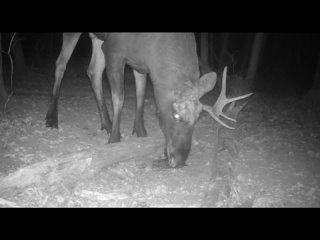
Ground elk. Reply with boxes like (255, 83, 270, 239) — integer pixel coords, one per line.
(46, 33, 252, 168)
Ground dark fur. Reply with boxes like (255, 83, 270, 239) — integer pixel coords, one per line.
(101, 33, 207, 167)
(46, 33, 215, 168)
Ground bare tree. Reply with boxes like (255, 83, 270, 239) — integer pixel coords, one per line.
(312, 52, 320, 89)
(240, 33, 254, 73)
(200, 32, 209, 66)
(219, 32, 230, 72)
(49, 32, 55, 57)
(307, 51, 320, 102)
(12, 32, 26, 77)
(0, 33, 8, 107)
(245, 32, 265, 87)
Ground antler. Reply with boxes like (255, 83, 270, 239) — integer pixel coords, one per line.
(202, 67, 253, 129)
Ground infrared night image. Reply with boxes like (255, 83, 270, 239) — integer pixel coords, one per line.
(0, 32, 320, 207)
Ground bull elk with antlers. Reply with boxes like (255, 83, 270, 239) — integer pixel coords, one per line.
(45, 33, 252, 168)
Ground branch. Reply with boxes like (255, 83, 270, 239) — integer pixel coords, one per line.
(3, 32, 16, 114)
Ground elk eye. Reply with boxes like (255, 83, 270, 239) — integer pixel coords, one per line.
(174, 113, 181, 122)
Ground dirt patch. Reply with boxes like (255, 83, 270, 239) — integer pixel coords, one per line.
(1, 70, 320, 207)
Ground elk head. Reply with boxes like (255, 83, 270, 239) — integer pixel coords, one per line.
(162, 67, 252, 168)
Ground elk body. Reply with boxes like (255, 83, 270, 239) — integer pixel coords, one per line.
(45, 33, 252, 168)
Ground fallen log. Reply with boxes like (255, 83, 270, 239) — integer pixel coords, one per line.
(91, 136, 163, 171)
(0, 136, 163, 191)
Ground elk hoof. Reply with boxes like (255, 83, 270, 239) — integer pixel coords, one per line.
(152, 159, 172, 169)
(108, 134, 121, 144)
(132, 129, 147, 138)
(45, 118, 58, 129)
(100, 125, 111, 135)
(132, 123, 147, 137)
(152, 158, 186, 169)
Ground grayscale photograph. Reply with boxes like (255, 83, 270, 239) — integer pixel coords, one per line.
(0, 32, 319, 207)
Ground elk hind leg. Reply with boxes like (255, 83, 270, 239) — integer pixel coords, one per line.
(132, 70, 147, 137)
(46, 33, 81, 128)
(87, 36, 112, 133)
(105, 57, 125, 144)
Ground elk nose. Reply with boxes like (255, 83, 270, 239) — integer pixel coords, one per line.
(166, 141, 187, 168)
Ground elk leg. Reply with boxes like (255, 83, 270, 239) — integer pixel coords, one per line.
(132, 70, 147, 137)
(105, 56, 125, 144)
(46, 33, 81, 128)
(87, 35, 112, 133)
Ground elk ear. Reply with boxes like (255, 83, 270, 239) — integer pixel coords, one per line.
(198, 72, 217, 98)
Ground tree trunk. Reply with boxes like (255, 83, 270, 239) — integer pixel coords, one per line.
(12, 33, 26, 77)
(306, 51, 320, 103)
(312, 52, 320, 89)
(200, 32, 209, 67)
(240, 33, 254, 73)
(0, 33, 8, 107)
(208, 33, 214, 68)
(245, 32, 265, 87)
(219, 32, 230, 72)
(49, 32, 55, 57)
